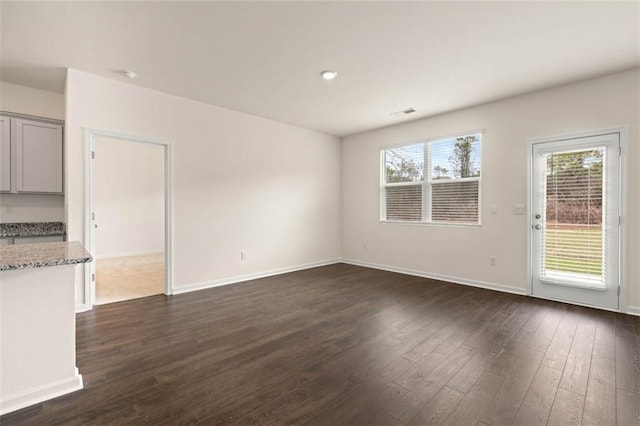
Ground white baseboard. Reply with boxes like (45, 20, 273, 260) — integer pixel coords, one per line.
(78, 256, 638, 317)
(95, 250, 164, 260)
(0, 369, 83, 415)
(75, 303, 91, 313)
(343, 259, 640, 315)
(342, 258, 527, 296)
(172, 258, 342, 295)
(625, 305, 640, 316)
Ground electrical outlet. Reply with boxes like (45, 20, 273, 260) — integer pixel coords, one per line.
(240, 251, 246, 260)
(3, 205, 13, 214)
(490, 256, 497, 266)
(362, 242, 368, 250)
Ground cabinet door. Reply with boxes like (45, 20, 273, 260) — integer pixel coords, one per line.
(16, 119, 63, 193)
(0, 116, 10, 192)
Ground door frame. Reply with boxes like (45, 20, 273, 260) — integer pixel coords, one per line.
(83, 128, 173, 309)
(527, 126, 628, 313)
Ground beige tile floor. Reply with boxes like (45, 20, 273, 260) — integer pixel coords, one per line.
(95, 253, 165, 305)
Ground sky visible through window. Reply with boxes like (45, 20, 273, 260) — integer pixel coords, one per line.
(430, 136, 481, 179)
(385, 134, 481, 182)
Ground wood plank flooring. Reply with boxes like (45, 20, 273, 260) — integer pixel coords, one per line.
(95, 253, 164, 305)
(2, 263, 639, 425)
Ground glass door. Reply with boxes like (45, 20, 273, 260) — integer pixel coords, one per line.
(530, 133, 620, 310)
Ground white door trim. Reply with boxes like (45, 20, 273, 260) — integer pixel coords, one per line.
(526, 126, 628, 312)
(83, 128, 173, 309)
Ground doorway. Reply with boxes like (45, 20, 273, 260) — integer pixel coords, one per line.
(84, 130, 172, 308)
(529, 131, 621, 310)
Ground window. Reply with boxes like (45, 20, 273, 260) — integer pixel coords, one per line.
(381, 133, 482, 224)
(542, 147, 606, 286)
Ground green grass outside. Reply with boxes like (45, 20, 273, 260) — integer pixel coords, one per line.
(544, 226, 603, 276)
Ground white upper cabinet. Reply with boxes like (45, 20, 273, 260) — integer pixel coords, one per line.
(15, 118, 63, 194)
(0, 115, 63, 194)
(0, 117, 10, 192)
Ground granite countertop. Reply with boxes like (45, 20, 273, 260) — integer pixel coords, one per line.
(0, 222, 66, 238)
(0, 241, 92, 271)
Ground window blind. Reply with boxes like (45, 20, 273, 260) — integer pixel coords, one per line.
(541, 148, 606, 288)
(381, 133, 482, 225)
(429, 136, 481, 224)
(431, 180, 479, 223)
(383, 143, 424, 221)
(386, 185, 422, 221)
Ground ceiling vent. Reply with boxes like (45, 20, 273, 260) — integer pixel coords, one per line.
(391, 108, 416, 116)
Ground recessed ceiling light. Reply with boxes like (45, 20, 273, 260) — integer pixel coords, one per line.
(122, 70, 137, 79)
(320, 70, 338, 80)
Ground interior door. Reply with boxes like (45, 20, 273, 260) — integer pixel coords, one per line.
(89, 135, 167, 306)
(530, 133, 620, 310)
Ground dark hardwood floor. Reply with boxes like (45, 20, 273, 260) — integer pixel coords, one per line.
(3, 263, 639, 425)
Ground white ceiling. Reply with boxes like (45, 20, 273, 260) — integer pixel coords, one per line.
(1, 1, 638, 137)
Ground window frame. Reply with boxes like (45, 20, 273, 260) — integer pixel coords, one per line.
(380, 131, 483, 226)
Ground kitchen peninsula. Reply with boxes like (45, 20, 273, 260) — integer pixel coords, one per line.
(0, 241, 92, 415)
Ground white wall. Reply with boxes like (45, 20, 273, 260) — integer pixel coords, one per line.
(0, 81, 65, 223)
(93, 137, 164, 258)
(342, 69, 640, 313)
(0, 194, 65, 223)
(1, 266, 81, 414)
(0, 81, 64, 120)
(65, 69, 342, 305)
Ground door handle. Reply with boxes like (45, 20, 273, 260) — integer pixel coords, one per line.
(534, 224, 541, 230)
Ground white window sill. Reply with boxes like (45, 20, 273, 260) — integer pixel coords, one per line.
(380, 220, 481, 228)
